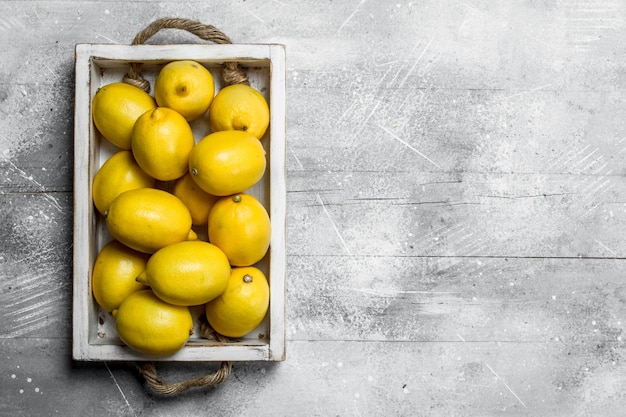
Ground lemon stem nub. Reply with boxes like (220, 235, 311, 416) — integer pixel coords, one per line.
(136, 271, 148, 284)
(243, 274, 253, 283)
(232, 195, 242, 203)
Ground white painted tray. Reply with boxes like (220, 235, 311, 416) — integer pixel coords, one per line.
(72, 43, 286, 362)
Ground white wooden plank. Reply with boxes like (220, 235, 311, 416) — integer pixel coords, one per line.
(5, 337, 626, 416)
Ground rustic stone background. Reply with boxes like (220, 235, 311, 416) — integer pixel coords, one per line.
(1, 1, 625, 416)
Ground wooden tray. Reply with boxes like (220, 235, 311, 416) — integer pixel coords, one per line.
(72, 43, 286, 362)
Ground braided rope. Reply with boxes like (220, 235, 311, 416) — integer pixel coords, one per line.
(123, 17, 249, 92)
(136, 319, 233, 395)
(136, 361, 232, 396)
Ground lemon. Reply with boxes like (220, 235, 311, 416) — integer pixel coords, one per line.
(106, 188, 197, 254)
(208, 193, 271, 266)
(208, 84, 270, 139)
(92, 240, 149, 312)
(154, 60, 215, 121)
(136, 241, 231, 306)
(205, 266, 270, 338)
(92, 150, 156, 216)
(130, 107, 195, 181)
(172, 172, 218, 226)
(92, 82, 156, 149)
(113, 289, 193, 357)
(188, 130, 266, 196)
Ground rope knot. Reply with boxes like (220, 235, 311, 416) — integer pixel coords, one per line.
(123, 17, 249, 93)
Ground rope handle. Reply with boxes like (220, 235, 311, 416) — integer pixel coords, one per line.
(136, 361, 232, 396)
(123, 17, 249, 93)
(136, 318, 233, 395)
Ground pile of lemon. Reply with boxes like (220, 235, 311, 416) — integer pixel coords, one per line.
(90, 60, 272, 357)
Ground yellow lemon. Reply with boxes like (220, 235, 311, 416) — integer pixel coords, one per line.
(172, 172, 218, 226)
(92, 240, 149, 312)
(208, 84, 270, 139)
(188, 130, 266, 196)
(92, 82, 156, 149)
(154, 60, 215, 121)
(92, 150, 156, 216)
(106, 188, 197, 254)
(205, 266, 269, 338)
(136, 241, 231, 306)
(113, 289, 193, 357)
(130, 107, 195, 181)
(208, 193, 271, 266)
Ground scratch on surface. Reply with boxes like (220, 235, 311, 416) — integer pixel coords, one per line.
(338, 99, 358, 124)
(2, 154, 63, 212)
(423, 223, 456, 239)
(499, 83, 552, 101)
(575, 177, 615, 221)
(591, 162, 610, 176)
(350, 287, 461, 297)
(10, 245, 59, 266)
(589, 178, 614, 196)
(95, 32, 119, 43)
(1, 258, 70, 337)
(577, 201, 602, 220)
(572, 147, 599, 168)
(2, 316, 50, 338)
(337, 0, 368, 33)
(105, 362, 136, 417)
(442, 224, 472, 242)
(5, 284, 67, 312)
(387, 40, 424, 87)
(485, 363, 527, 409)
(582, 154, 604, 172)
(289, 147, 305, 170)
(580, 170, 613, 194)
(338, 62, 392, 127)
(43, 63, 60, 80)
(562, 1, 621, 47)
(594, 239, 616, 256)
(549, 144, 591, 172)
(316, 194, 358, 268)
(355, 99, 382, 136)
(458, 17, 471, 33)
(420, 223, 469, 253)
(0, 15, 27, 31)
(247, 10, 266, 24)
(378, 125, 442, 169)
(398, 38, 434, 88)
(455, 236, 488, 257)
(1, 292, 66, 337)
(451, 0, 487, 16)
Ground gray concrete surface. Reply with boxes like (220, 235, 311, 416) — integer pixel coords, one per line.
(1, 0, 626, 416)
